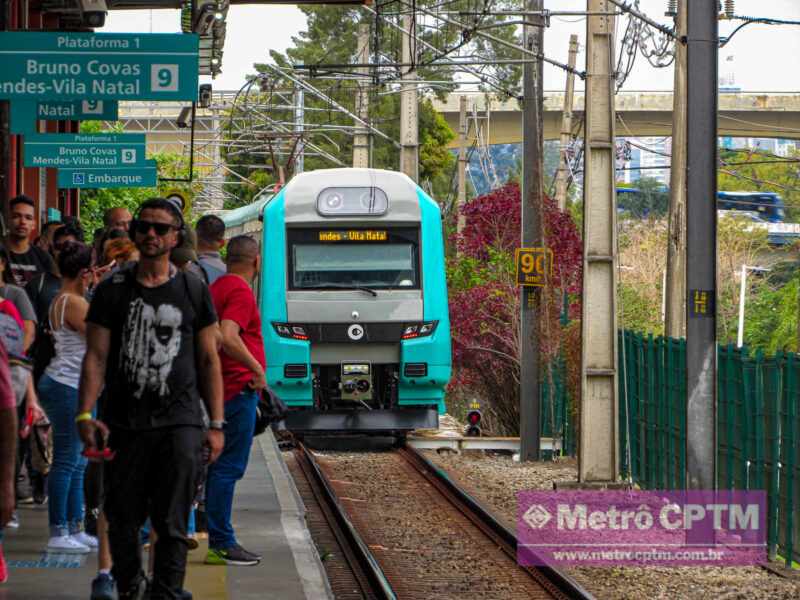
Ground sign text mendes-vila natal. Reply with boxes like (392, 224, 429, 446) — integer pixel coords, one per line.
(23, 133, 147, 169)
(0, 32, 199, 101)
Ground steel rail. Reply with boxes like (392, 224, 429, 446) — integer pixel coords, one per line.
(294, 443, 397, 600)
(397, 445, 596, 600)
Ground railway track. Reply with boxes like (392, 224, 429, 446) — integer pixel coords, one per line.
(291, 443, 396, 600)
(292, 443, 594, 600)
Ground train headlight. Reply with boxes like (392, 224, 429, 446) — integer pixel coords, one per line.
(317, 187, 388, 216)
(401, 321, 438, 340)
(273, 322, 309, 341)
(323, 191, 343, 210)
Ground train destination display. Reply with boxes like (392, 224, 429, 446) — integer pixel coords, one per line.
(318, 230, 389, 242)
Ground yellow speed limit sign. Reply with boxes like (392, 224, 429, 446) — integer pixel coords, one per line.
(515, 247, 554, 287)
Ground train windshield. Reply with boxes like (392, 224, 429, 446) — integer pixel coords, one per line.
(289, 228, 419, 290)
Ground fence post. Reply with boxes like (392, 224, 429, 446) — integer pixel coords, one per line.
(655, 336, 664, 488)
(768, 352, 783, 561)
(618, 331, 627, 476)
(784, 352, 796, 568)
(740, 346, 752, 490)
(724, 343, 736, 490)
(679, 338, 687, 487)
(646, 333, 656, 489)
(753, 350, 765, 491)
(637, 333, 646, 483)
(666, 336, 676, 489)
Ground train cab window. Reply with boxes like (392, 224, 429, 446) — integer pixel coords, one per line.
(288, 228, 420, 290)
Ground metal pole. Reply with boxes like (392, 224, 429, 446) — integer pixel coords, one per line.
(456, 95, 468, 234)
(737, 264, 747, 348)
(665, 0, 687, 338)
(294, 87, 305, 174)
(685, 0, 718, 491)
(399, 12, 419, 180)
(579, 0, 619, 482)
(0, 0, 8, 216)
(353, 23, 370, 168)
(519, 0, 544, 462)
(554, 34, 579, 211)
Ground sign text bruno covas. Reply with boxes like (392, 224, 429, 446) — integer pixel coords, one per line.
(0, 32, 199, 101)
(23, 133, 147, 169)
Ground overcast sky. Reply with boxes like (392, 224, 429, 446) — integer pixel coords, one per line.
(104, 0, 800, 93)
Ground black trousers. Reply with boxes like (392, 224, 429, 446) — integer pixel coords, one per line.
(105, 425, 203, 600)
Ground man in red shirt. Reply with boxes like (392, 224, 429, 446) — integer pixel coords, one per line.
(205, 236, 265, 566)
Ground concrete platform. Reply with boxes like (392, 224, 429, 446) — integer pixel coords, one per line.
(0, 430, 332, 600)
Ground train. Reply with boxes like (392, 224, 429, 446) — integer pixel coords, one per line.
(617, 187, 786, 223)
(222, 168, 452, 433)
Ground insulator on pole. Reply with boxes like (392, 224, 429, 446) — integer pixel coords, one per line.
(724, 0, 735, 18)
(665, 0, 677, 17)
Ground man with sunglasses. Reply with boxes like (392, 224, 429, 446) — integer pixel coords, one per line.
(76, 198, 224, 600)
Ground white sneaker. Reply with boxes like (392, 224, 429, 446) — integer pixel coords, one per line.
(70, 532, 98, 550)
(46, 535, 91, 554)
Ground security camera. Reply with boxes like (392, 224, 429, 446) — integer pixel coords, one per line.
(79, 0, 107, 28)
(198, 84, 212, 108)
(176, 106, 192, 129)
(193, 0, 224, 35)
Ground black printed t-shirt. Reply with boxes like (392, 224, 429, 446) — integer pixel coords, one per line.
(86, 267, 218, 431)
(9, 246, 54, 287)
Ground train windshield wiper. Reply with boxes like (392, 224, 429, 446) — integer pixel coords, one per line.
(303, 283, 378, 297)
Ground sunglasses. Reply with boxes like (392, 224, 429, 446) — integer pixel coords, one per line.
(132, 220, 177, 236)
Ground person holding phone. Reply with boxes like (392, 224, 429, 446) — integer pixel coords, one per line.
(38, 242, 95, 554)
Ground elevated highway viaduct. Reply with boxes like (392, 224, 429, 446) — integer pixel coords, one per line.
(431, 91, 800, 146)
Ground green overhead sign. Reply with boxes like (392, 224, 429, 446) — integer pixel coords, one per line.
(0, 32, 199, 101)
(58, 160, 158, 189)
(24, 133, 147, 169)
(10, 100, 119, 133)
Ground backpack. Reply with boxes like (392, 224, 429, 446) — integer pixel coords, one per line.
(0, 302, 31, 405)
(27, 274, 56, 383)
(198, 260, 225, 286)
(254, 387, 288, 436)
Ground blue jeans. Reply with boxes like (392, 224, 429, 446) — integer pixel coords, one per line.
(38, 374, 87, 537)
(205, 389, 258, 549)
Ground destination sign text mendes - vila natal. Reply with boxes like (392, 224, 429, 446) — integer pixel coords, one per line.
(0, 32, 198, 101)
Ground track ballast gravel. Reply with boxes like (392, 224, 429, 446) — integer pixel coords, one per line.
(424, 450, 800, 600)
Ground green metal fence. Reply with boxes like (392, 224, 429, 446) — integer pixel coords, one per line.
(618, 331, 800, 567)
(540, 356, 576, 456)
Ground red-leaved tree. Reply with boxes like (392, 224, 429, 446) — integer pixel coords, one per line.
(448, 182, 583, 435)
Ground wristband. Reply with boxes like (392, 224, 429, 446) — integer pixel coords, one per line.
(74, 412, 93, 424)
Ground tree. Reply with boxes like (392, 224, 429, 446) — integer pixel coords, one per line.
(77, 121, 196, 236)
(617, 176, 668, 218)
(448, 182, 583, 435)
(616, 214, 769, 343)
(220, 2, 524, 209)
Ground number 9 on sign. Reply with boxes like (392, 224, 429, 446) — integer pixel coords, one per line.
(150, 64, 179, 92)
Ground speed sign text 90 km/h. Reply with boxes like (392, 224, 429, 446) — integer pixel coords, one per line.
(0, 32, 199, 101)
(515, 247, 554, 287)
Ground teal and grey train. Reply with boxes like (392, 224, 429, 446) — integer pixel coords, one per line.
(223, 168, 451, 432)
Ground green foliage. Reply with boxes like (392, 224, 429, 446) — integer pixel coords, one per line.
(743, 274, 800, 354)
(617, 176, 669, 218)
(220, 2, 523, 210)
(619, 282, 664, 335)
(76, 120, 195, 235)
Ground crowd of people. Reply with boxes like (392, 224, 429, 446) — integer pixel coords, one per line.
(0, 195, 267, 600)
